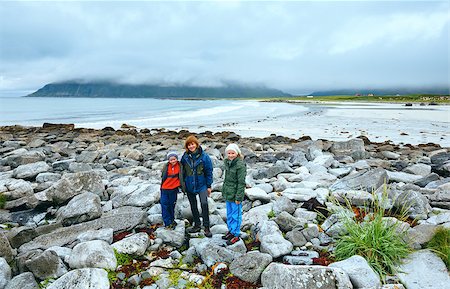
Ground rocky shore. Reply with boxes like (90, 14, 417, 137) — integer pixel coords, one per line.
(0, 124, 449, 289)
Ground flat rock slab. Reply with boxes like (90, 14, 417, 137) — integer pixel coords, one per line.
(46, 268, 109, 289)
(261, 263, 352, 289)
(397, 249, 450, 289)
(19, 207, 146, 253)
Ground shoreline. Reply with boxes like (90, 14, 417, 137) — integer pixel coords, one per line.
(1, 123, 448, 150)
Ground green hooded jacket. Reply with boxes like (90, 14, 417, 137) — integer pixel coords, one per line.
(222, 157, 247, 202)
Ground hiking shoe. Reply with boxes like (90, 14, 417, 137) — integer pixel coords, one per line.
(186, 225, 201, 233)
(204, 227, 212, 238)
(168, 221, 177, 229)
(222, 232, 233, 240)
(226, 236, 240, 245)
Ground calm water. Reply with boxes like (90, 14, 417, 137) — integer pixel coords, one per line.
(0, 97, 449, 146)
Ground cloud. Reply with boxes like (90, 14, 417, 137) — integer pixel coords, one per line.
(0, 1, 448, 95)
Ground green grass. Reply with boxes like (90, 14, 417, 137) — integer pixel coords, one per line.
(426, 227, 450, 269)
(263, 94, 450, 104)
(113, 249, 133, 266)
(331, 190, 412, 282)
(267, 210, 275, 219)
(0, 193, 6, 209)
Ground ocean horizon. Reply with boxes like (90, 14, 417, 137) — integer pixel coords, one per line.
(1, 97, 448, 146)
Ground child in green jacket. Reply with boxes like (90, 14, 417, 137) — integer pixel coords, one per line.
(221, 143, 247, 245)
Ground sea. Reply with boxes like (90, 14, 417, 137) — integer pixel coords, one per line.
(0, 97, 449, 146)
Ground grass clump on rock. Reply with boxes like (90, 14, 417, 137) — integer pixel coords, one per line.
(426, 227, 450, 269)
(332, 190, 412, 281)
(0, 193, 6, 209)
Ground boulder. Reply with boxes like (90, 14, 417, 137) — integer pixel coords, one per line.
(285, 227, 308, 247)
(241, 203, 273, 230)
(155, 221, 185, 248)
(272, 196, 296, 215)
(42, 171, 104, 204)
(414, 173, 440, 187)
(397, 250, 450, 289)
(330, 139, 365, 157)
(273, 212, 306, 232)
(329, 255, 381, 289)
(24, 250, 67, 280)
(76, 228, 114, 244)
(330, 168, 388, 192)
(261, 263, 352, 289)
(12, 162, 50, 180)
(0, 232, 15, 262)
(404, 164, 432, 177)
(4, 272, 38, 289)
(56, 192, 102, 225)
(245, 187, 270, 202)
(67, 240, 116, 270)
(229, 251, 272, 283)
(393, 189, 431, 220)
(0, 179, 33, 200)
(111, 183, 160, 208)
(36, 173, 61, 183)
(0, 257, 11, 289)
(193, 239, 242, 267)
(387, 171, 422, 183)
(257, 220, 293, 258)
(46, 268, 109, 289)
(112, 232, 150, 256)
(253, 161, 294, 179)
(19, 207, 146, 253)
(283, 250, 319, 265)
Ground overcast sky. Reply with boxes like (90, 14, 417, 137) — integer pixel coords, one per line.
(0, 0, 448, 96)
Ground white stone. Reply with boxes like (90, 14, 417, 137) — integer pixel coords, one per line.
(67, 240, 117, 270)
(47, 268, 109, 289)
(112, 232, 150, 256)
(329, 255, 381, 289)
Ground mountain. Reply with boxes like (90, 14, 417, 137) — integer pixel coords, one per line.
(310, 88, 449, 96)
(25, 82, 292, 98)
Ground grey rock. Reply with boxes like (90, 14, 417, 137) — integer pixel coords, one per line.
(46, 268, 109, 289)
(312, 154, 335, 168)
(261, 263, 352, 289)
(0, 232, 15, 262)
(4, 272, 38, 289)
(253, 161, 294, 179)
(56, 192, 102, 225)
(25, 250, 67, 280)
(42, 171, 104, 204)
(76, 228, 114, 244)
(404, 164, 432, 177)
(76, 150, 99, 163)
(381, 151, 400, 160)
(67, 240, 116, 270)
(272, 196, 296, 215)
(0, 257, 11, 289)
(2, 151, 45, 169)
(255, 183, 274, 194)
(13, 161, 50, 180)
(194, 239, 242, 267)
(45, 247, 72, 260)
(241, 203, 272, 230)
(283, 250, 319, 265)
(302, 224, 320, 241)
(19, 207, 146, 253)
(397, 250, 450, 289)
(257, 220, 293, 258)
(274, 212, 306, 232)
(387, 171, 422, 183)
(414, 173, 440, 187)
(393, 189, 431, 220)
(68, 162, 92, 173)
(329, 167, 353, 178)
(245, 187, 270, 202)
(51, 159, 76, 172)
(330, 139, 365, 157)
(111, 183, 160, 208)
(155, 221, 185, 248)
(112, 232, 150, 256)
(285, 227, 308, 247)
(406, 224, 437, 249)
(36, 173, 61, 183)
(5, 226, 37, 249)
(0, 179, 33, 200)
(425, 177, 450, 189)
(282, 187, 317, 202)
(229, 251, 272, 283)
(330, 168, 388, 192)
(329, 255, 381, 289)
(331, 190, 374, 207)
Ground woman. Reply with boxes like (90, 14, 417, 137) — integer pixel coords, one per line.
(181, 135, 213, 237)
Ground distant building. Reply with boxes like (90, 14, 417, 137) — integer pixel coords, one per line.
(306, 95, 314, 98)
(368, 93, 374, 96)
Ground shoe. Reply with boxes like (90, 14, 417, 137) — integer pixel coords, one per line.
(226, 236, 240, 245)
(168, 221, 177, 229)
(222, 232, 233, 240)
(204, 227, 212, 238)
(186, 225, 201, 233)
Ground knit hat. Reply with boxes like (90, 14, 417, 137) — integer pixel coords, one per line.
(166, 151, 179, 160)
(225, 143, 242, 157)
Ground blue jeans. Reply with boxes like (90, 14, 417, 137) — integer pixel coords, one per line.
(160, 188, 178, 226)
(226, 201, 242, 237)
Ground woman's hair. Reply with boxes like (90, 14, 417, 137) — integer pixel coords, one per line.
(184, 135, 200, 152)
